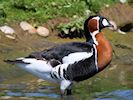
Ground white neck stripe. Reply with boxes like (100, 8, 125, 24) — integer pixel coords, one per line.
(92, 30, 99, 35)
(90, 30, 99, 45)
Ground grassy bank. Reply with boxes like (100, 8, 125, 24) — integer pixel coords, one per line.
(0, 0, 119, 25)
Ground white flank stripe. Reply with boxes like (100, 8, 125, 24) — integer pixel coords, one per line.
(62, 49, 93, 64)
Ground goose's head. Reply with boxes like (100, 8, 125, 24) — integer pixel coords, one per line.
(84, 15, 113, 44)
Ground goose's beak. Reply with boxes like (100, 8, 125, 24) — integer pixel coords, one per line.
(107, 22, 114, 28)
(108, 20, 115, 28)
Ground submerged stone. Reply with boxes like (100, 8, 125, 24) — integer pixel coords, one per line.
(5, 35, 15, 40)
(0, 96, 12, 99)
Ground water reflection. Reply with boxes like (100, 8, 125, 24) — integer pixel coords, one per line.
(94, 90, 133, 100)
(0, 82, 60, 99)
(7, 91, 59, 98)
(1, 83, 133, 100)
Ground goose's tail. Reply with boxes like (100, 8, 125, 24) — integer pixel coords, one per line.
(4, 58, 30, 64)
(4, 58, 53, 73)
(5, 58, 56, 82)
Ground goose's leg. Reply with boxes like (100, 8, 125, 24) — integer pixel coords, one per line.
(66, 83, 73, 95)
(66, 89, 72, 95)
(60, 90, 65, 100)
(60, 80, 71, 100)
(66, 84, 73, 100)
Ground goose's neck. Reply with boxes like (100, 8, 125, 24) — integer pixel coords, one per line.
(95, 32, 112, 71)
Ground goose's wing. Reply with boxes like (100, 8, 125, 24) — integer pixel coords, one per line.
(27, 42, 93, 63)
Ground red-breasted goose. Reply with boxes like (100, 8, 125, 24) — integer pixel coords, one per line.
(5, 15, 113, 99)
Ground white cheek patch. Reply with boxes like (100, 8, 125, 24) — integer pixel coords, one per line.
(102, 19, 109, 26)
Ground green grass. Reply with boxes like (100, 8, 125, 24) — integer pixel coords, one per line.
(0, 0, 87, 24)
(0, 0, 119, 25)
(85, 0, 119, 13)
(0, 0, 121, 38)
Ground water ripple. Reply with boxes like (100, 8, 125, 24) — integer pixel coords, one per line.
(6, 91, 59, 98)
(94, 90, 133, 100)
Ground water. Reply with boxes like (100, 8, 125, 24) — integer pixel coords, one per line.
(0, 34, 133, 99)
(0, 77, 60, 99)
(3, 90, 133, 100)
(7, 91, 59, 98)
(94, 90, 133, 100)
(0, 63, 132, 100)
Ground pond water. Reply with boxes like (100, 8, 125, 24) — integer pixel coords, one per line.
(0, 57, 133, 100)
(0, 35, 133, 100)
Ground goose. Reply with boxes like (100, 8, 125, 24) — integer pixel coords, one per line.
(5, 15, 113, 99)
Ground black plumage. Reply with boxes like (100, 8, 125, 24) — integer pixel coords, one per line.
(27, 41, 98, 82)
(66, 48, 97, 82)
(27, 42, 93, 63)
